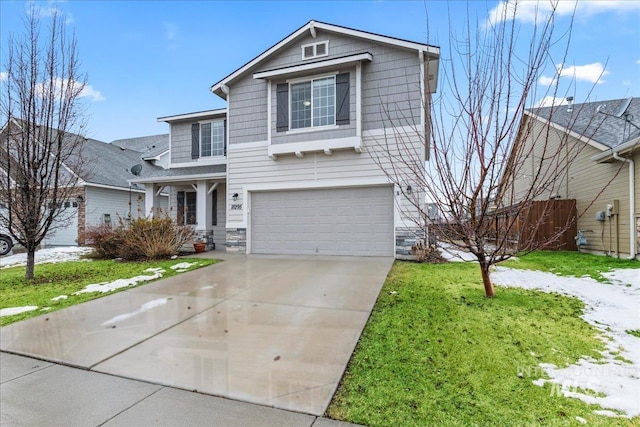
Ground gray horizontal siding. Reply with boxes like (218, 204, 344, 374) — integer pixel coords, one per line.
(170, 122, 193, 164)
(85, 186, 143, 227)
(227, 28, 423, 147)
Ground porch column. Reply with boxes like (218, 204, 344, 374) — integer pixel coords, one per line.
(196, 180, 209, 231)
(145, 184, 161, 218)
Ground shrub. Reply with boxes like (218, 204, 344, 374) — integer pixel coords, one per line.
(84, 214, 194, 260)
(123, 215, 194, 260)
(82, 224, 125, 259)
(411, 242, 447, 263)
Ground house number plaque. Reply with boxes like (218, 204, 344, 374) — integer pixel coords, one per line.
(231, 204, 243, 210)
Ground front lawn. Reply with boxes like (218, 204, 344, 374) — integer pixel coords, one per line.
(328, 255, 638, 426)
(0, 258, 217, 326)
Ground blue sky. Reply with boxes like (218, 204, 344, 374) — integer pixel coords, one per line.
(1, 1, 639, 142)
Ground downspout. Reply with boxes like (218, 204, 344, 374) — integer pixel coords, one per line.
(612, 152, 636, 259)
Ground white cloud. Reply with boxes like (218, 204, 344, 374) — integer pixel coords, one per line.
(536, 96, 568, 108)
(163, 22, 178, 40)
(623, 80, 631, 86)
(636, 59, 640, 65)
(0, 72, 7, 82)
(486, 0, 640, 27)
(35, 78, 104, 102)
(27, 1, 74, 24)
(539, 62, 609, 86)
(538, 75, 556, 86)
(558, 62, 609, 84)
(80, 84, 105, 102)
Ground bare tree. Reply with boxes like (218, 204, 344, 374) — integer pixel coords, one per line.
(0, 9, 88, 279)
(369, 2, 615, 297)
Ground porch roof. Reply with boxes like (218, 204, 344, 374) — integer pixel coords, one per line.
(128, 164, 226, 184)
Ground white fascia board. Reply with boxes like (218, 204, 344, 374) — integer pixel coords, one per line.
(85, 182, 146, 194)
(142, 150, 170, 161)
(157, 109, 227, 123)
(253, 53, 373, 79)
(524, 111, 610, 152)
(591, 136, 640, 163)
(211, 20, 439, 96)
(267, 136, 362, 157)
(170, 157, 227, 168)
(129, 173, 226, 185)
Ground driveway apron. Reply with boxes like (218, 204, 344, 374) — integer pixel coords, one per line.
(0, 255, 393, 415)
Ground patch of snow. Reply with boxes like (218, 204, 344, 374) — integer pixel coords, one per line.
(51, 295, 68, 301)
(493, 266, 640, 418)
(101, 298, 169, 326)
(593, 410, 619, 418)
(170, 261, 198, 272)
(0, 306, 39, 317)
(40, 307, 51, 311)
(439, 244, 478, 262)
(575, 416, 587, 424)
(0, 246, 92, 269)
(73, 269, 165, 295)
(200, 285, 215, 290)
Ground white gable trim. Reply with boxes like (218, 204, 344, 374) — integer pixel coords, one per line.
(253, 52, 372, 79)
(157, 109, 226, 123)
(211, 20, 439, 97)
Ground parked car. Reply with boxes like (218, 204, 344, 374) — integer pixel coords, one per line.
(0, 232, 14, 256)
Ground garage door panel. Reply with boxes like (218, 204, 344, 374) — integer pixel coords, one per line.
(251, 186, 393, 256)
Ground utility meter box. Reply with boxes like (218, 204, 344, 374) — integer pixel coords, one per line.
(596, 211, 606, 221)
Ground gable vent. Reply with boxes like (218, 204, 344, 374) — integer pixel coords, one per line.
(301, 41, 329, 60)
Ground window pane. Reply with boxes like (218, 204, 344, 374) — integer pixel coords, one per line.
(312, 77, 335, 127)
(186, 192, 197, 225)
(291, 82, 311, 129)
(200, 123, 212, 157)
(212, 121, 225, 156)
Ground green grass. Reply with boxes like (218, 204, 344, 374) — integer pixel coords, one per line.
(0, 257, 217, 326)
(328, 261, 638, 427)
(502, 251, 638, 282)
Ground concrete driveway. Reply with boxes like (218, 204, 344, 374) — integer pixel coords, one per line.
(0, 254, 393, 415)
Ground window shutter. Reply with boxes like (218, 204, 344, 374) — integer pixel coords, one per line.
(212, 189, 217, 226)
(336, 73, 350, 125)
(276, 83, 289, 132)
(191, 123, 200, 159)
(223, 119, 227, 157)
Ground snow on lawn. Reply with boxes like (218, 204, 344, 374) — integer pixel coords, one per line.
(0, 246, 93, 269)
(73, 268, 165, 294)
(170, 262, 199, 272)
(0, 306, 39, 317)
(493, 266, 640, 418)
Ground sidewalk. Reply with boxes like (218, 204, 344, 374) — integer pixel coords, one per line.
(1, 351, 363, 427)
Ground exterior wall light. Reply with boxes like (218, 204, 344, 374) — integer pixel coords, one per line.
(232, 193, 239, 201)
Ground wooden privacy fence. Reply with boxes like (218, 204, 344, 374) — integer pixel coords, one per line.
(487, 199, 578, 251)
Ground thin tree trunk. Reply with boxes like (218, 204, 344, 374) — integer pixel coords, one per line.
(480, 262, 495, 298)
(26, 249, 35, 280)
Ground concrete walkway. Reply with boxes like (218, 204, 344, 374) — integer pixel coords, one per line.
(1, 253, 392, 425)
(1, 352, 360, 426)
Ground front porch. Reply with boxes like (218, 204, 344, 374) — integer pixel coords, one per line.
(131, 171, 227, 251)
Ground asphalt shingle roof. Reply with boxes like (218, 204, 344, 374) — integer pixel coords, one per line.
(530, 97, 640, 149)
(111, 134, 169, 155)
(75, 139, 166, 189)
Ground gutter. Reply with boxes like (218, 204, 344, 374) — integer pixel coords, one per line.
(612, 151, 637, 259)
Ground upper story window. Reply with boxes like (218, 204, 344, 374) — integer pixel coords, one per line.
(277, 73, 350, 133)
(291, 76, 335, 129)
(301, 41, 329, 60)
(200, 120, 225, 157)
(191, 119, 226, 159)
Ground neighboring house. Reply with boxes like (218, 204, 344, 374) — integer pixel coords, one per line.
(131, 20, 440, 257)
(501, 97, 639, 259)
(111, 134, 171, 170)
(0, 119, 168, 247)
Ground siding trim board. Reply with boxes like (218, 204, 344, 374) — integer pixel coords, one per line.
(253, 52, 372, 79)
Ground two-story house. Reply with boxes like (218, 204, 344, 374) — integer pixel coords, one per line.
(131, 20, 440, 257)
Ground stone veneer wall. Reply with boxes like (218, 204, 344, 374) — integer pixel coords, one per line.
(226, 228, 247, 253)
(395, 227, 425, 260)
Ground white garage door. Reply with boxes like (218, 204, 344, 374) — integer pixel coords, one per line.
(251, 186, 394, 256)
(45, 203, 78, 246)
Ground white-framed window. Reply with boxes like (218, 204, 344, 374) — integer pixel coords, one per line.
(200, 120, 225, 157)
(290, 76, 336, 130)
(177, 191, 197, 225)
(301, 41, 329, 60)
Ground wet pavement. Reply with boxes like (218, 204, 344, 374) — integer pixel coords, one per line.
(0, 253, 393, 417)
